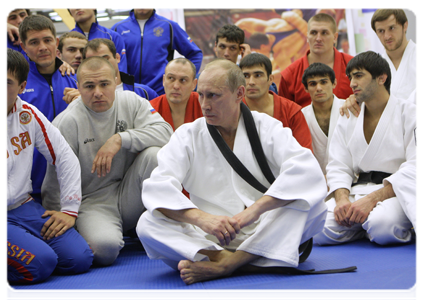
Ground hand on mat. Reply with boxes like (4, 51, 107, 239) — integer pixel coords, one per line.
(63, 87, 80, 104)
(92, 134, 122, 177)
(345, 195, 378, 225)
(59, 60, 75, 76)
(197, 214, 240, 246)
(339, 94, 360, 118)
(334, 198, 352, 227)
(41, 210, 76, 240)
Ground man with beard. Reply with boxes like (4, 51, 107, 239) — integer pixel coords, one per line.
(314, 51, 416, 246)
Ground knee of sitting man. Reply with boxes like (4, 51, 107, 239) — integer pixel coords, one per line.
(136, 211, 152, 242)
(57, 246, 94, 274)
(12, 250, 58, 284)
(364, 211, 398, 245)
(90, 239, 122, 266)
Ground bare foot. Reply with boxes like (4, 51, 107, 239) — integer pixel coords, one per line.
(177, 260, 232, 285)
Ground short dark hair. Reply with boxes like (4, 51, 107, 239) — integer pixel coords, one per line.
(58, 31, 88, 52)
(4, 8, 31, 16)
(371, 9, 408, 32)
(19, 14, 56, 45)
(302, 62, 336, 89)
(83, 38, 117, 59)
(248, 33, 270, 49)
(77, 56, 116, 83)
(166, 58, 197, 80)
(346, 51, 391, 93)
(7, 48, 30, 84)
(308, 13, 337, 33)
(215, 24, 244, 45)
(239, 53, 272, 78)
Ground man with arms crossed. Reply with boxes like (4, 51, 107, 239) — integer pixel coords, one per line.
(137, 59, 328, 284)
(301, 62, 345, 175)
(7, 49, 92, 284)
(239, 53, 312, 151)
(42, 57, 173, 266)
(279, 13, 353, 108)
(150, 58, 203, 131)
(314, 52, 416, 246)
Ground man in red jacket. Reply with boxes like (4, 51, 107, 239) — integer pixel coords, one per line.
(150, 58, 203, 131)
(240, 53, 312, 151)
(278, 13, 353, 108)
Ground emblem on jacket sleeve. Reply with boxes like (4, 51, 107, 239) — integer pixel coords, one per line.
(414, 126, 420, 148)
(154, 27, 164, 37)
(116, 120, 128, 132)
(19, 111, 32, 125)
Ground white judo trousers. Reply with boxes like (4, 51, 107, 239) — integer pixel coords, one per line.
(302, 96, 345, 175)
(314, 96, 416, 245)
(137, 112, 328, 270)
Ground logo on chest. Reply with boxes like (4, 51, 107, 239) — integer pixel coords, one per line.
(84, 138, 95, 144)
(116, 120, 128, 132)
(153, 26, 164, 37)
(19, 112, 32, 125)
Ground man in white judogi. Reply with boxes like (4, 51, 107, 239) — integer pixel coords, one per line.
(372, 9, 416, 102)
(301, 63, 345, 175)
(137, 59, 328, 285)
(340, 9, 415, 118)
(314, 51, 416, 246)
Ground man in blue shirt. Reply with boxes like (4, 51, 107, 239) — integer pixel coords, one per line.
(7, 9, 29, 56)
(68, 9, 127, 73)
(112, 9, 203, 95)
(19, 14, 78, 204)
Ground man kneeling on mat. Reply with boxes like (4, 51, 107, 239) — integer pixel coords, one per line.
(137, 59, 330, 285)
(7, 49, 93, 284)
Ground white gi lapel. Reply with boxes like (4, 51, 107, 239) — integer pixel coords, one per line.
(325, 97, 344, 168)
(357, 98, 395, 170)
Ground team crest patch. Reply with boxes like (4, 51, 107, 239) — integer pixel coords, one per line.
(116, 120, 128, 132)
(414, 126, 420, 148)
(19, 111, 32, 125)
(154, 26, 164, 37)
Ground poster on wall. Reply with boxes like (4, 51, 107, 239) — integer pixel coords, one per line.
(183, 8, 348, 86)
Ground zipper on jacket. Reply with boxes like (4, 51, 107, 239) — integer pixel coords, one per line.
(50, 85, 56, 118)
(140, 32, 143, 82)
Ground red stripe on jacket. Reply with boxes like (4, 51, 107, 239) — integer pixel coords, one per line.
(22, 104, 56, 165)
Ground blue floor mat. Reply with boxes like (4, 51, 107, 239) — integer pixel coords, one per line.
(10, 237, 415, 290)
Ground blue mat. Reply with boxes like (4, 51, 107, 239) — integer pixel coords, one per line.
(10, 237, 415, 290)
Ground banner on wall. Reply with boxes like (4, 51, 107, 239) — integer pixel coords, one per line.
(183, 9, 348, 75)
(348, 9, 385, 55)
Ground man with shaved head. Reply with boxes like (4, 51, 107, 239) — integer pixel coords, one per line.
(137, 58, 328, 284)
(150, 58, 202, 131)
(42, 56, 172, 266)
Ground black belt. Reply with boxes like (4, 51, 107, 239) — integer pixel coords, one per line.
(352, 171, 392, 186)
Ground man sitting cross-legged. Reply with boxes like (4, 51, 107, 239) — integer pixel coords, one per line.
(137, 59, 328, 285)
